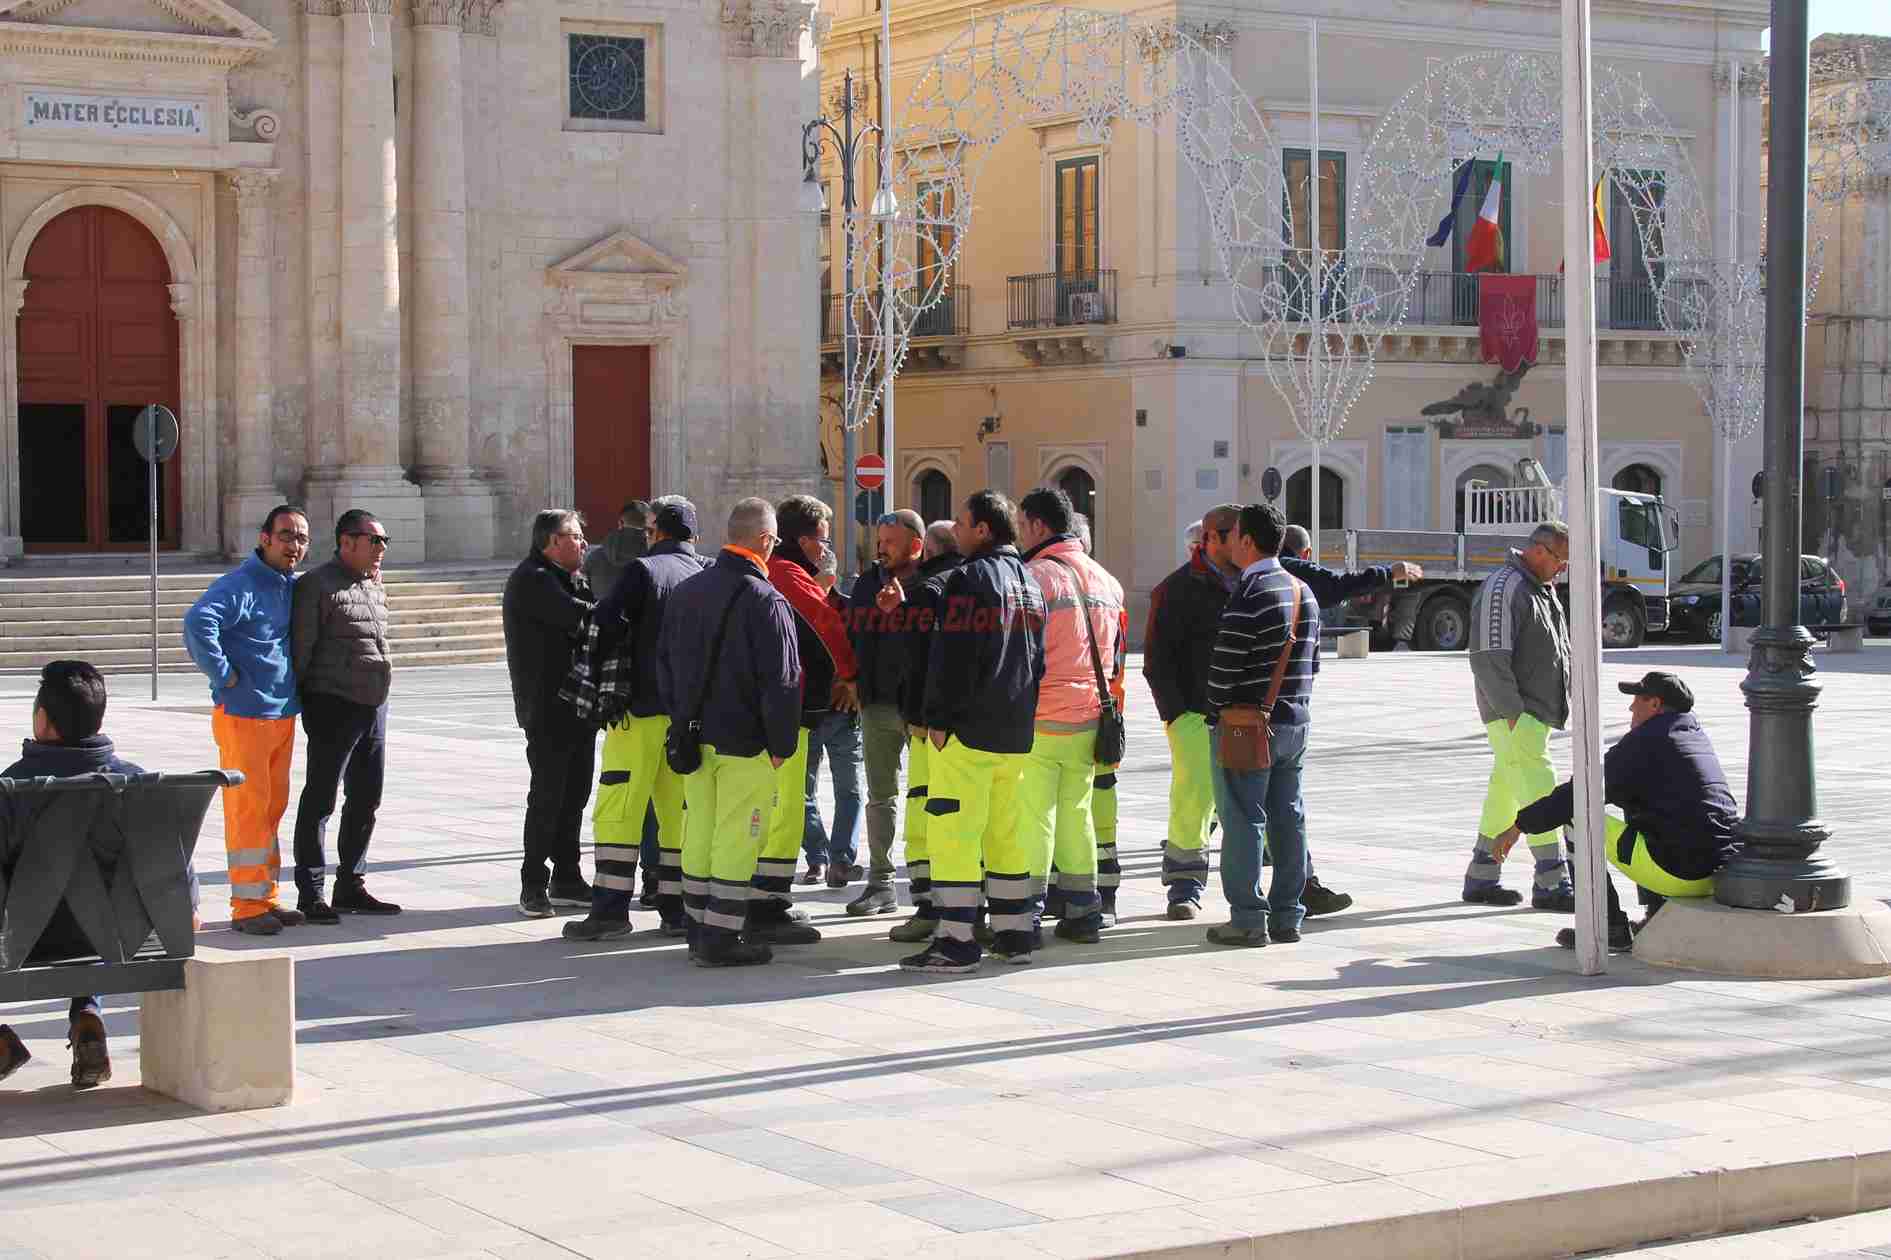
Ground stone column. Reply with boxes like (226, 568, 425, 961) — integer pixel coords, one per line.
(410, 0, 498, 558)
(303, 0, 342, 480)
(223, 169, 284, 555)
(305, 0, 425, 552)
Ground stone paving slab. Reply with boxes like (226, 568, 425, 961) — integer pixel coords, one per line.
(1, 645, 1890, 1259)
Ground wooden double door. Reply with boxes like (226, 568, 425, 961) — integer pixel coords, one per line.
(571, 344, 653, 536)
(17, 204, 181, 551)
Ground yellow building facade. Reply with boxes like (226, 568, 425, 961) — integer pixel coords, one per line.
(813, 0, 1768, 632)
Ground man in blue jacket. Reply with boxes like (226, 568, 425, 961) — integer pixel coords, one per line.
(183, 505, 308, 935)
(1513, 671, 1739, 953)
(902, 490, 1047, 975)
(658, 498, 802, 967)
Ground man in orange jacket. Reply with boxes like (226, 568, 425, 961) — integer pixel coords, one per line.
(754, 494, 860, 943)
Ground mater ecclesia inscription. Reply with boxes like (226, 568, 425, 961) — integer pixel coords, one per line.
(24, 91, 207, 138)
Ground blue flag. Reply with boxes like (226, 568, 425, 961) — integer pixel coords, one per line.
(1426, 160, 1474, 248)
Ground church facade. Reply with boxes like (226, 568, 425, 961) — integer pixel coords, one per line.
(0, 0, 821, 563)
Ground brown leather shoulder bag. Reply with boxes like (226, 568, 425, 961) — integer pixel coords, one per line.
(1215, 579, 1301, 773)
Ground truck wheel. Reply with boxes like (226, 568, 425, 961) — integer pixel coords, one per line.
(1414, 591, 1470, 651)
(1601, 597, 1646, 649)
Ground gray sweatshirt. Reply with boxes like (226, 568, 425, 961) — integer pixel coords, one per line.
(1468, 552, 1570, 730)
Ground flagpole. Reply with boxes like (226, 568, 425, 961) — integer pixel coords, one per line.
(1307, 16, 1322, 550)
(1720, 53, 1739, 652)
(1560, 0, 1608, 976)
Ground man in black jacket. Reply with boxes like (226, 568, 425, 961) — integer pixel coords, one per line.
(0, 661, 142, 1090)
(881, 519, 963, 942)
(902, 491, 1046, 975)
(503, 509, 596, 918)
(658, 497, 803, 967)
(564, 496, 708, 941)
(1514, 672, 1738, 953)
(843, 508, 926, 916)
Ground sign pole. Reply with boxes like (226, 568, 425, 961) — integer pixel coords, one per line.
(150, 444, 159, 701)
(1560, 0, 1608, 975)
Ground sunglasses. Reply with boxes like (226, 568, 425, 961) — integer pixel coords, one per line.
(347, 532, 392, 548)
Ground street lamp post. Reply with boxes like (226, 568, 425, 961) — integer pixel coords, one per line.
(802, 68, 893, 579)
(1715, 0, 1850, 914)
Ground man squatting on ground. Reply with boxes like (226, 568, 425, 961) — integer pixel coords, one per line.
(901, 491, 1048, 974)
(503, 509, 599, 918)
(877, 519, 965, 942)
(565, 496, 709, 941)
(1019, 489, 1126, 950)
(290, 508, 402, 922)
(1203, 503, 1321, 948)
(183, 504, 312, 936)
(658, 498, 802, 967)
(842, 509, 929, 916)
(753, 495, 860, 945)
(0, 661, 140, 1088)
(1514, 671, 1739, 953)
(1464, 522, 1577, 912)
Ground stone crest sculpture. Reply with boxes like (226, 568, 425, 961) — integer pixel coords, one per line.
(1420, 361, 1537, 439)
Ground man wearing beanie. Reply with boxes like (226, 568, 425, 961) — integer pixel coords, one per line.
(1509, 671, 1738, 953)
(564, 495, 710, 940)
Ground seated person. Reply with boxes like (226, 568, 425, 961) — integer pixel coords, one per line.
(0, 660, 146, 1090)
(1506, 671, 1738, 953)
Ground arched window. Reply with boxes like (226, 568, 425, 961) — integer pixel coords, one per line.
(1612, 463, 1662, 497)
(1058, 466, 1097, 524)
(1285, 467, 1345, 531)
(1456, 463, 1510, 534)
(917, 468, 953, 524)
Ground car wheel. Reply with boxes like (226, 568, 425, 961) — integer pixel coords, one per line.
(1705, 609, 1722, 644)
(1602, 597, 1646, 650)
(1414, 591, 1470, 652)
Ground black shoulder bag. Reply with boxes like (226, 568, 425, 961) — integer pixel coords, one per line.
(1049, 556, 1126, 766)
(664, 589, 745, 775)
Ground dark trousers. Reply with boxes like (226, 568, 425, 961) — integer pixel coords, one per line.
(523, 720, 595, 890)
(293, 693, 388, 900)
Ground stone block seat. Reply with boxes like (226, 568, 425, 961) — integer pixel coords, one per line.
(1810, 622, 1865, 653)
(0, 770, 296, 1111)
(1319, 625, 1370, 659)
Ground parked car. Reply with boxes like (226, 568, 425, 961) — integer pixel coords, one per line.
(1667, 553, 1847, 642)
(1867, 582, 1891, 637)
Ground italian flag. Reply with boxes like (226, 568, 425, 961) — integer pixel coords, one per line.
(1464, 152, 1505, 274)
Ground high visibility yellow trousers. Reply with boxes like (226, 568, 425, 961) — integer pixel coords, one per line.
(681, 744, 776, 947)
(592, 714, 685, 916)
(924, 736, 1024, 946)
(754, 728, 810, 904)
(1019, 729, 1100, 928)
(903, 735, 934, 910)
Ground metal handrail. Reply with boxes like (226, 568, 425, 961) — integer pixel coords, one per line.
(1006, 270, 1118, 329)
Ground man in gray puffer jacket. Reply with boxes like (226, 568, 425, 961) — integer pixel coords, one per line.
(1464, 522, 1574, 911)
(290, 508, 401, 921)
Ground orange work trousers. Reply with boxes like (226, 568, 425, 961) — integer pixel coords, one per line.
(211, 706, 296, 920)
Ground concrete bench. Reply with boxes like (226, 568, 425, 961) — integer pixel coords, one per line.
(1320, 626, 1369, 660)
(1812, 623, 1866, 653)
(1, 771, 294, 1111)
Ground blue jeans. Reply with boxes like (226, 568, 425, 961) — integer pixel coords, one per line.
(1210, 721, 1310, 935)
(802, 711, 864, 868)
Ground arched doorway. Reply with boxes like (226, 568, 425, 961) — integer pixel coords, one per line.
(1455, 463, 1510, 534)
(1612, 463, 1662, 497)
(1286, 466, 1345, 531)
(916, 467, 953, 524)
(1056, 465, 1096, 534)
(17, 205, 179, 550)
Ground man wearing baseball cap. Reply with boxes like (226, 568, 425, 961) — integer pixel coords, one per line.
(1508, 670, 1739, 952)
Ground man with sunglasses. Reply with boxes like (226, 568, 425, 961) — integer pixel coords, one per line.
(288, 509, 401, 922)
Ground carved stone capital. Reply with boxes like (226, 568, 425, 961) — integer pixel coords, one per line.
(167, 281, 195, 323)
(720, 0, 815, 58)
(224, 167, 280, 203)
(336, 0, 392, 15)
(230, 106, 280, 141)
(304, 0, 340, 14)
(5, 278, 27, 319)
(409, 0, 462, 26)
(461, 0, 498, 33)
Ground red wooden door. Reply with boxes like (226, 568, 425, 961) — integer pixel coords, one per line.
(570, 344, 652, 535)
(17, 205, 180, 551)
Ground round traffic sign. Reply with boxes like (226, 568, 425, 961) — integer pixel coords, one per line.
(1260, 465, 1283, 502)
(1751, 471, 1765, 501)
(133, 404, 179, 463)
(855, 453, 887, 492)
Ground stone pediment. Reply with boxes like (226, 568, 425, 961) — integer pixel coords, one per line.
(0, 0, 274, 64)
(544, 230, 686, 325)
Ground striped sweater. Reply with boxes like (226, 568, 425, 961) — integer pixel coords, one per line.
(1205, 558, 1321, 726)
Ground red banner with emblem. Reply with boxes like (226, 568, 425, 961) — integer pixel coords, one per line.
(1478, 274, 1539, 373)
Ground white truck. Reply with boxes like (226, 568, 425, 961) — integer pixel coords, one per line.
(1315, 460, 1677, 651)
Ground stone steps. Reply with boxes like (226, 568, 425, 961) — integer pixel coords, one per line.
(0, 563, 513, 674)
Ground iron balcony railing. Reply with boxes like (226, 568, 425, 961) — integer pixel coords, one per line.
(1007, 269, 1118, 329)
(820, 285, 971, 346)
(1261, 254, 1706, 333)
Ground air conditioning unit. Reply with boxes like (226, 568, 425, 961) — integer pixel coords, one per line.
(1068, 291, 1107, 324)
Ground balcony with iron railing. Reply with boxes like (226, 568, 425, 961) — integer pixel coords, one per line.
(1006, 270, 1119, 330)
(819, 285, 972, 369)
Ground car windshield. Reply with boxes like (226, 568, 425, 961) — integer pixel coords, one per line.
(1680, 557, 1758, 585)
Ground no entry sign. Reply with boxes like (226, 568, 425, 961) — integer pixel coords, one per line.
(855, 453, 887, 491)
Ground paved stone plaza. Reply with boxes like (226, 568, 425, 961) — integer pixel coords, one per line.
(3, 645, 1891, 1259)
